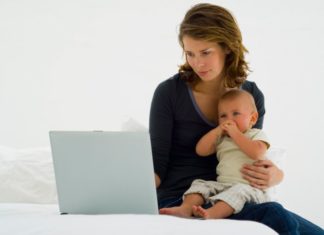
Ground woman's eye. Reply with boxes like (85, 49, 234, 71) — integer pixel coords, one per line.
(202, 51, 210, 56)
(186, 52, 194, 57)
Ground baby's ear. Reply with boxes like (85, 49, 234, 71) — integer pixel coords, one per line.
(250, 111, 259, 125)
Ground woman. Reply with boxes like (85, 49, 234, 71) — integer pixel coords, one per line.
(149, 3, 323, 235)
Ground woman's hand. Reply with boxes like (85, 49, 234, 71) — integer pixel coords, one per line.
(155, 173, 161, 188)
(241, 159, 284, 190)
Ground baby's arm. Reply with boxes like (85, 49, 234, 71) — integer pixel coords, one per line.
(223, 121, 268, 160)
(196, 126, 223, 156)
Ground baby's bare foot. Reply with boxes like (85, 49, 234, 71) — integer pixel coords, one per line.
(192, 205, 210, 219)
(159, 206, 192, 218)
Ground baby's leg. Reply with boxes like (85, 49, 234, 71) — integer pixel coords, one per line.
(159, 193, 204, 218)
(192, 200, 234, 219)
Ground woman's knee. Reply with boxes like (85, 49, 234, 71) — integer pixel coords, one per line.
(261, 202, 291, 218)
(261, 202, 299, 234)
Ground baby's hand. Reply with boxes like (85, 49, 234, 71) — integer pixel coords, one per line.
(220, 120, 239, 137)
(215, 125, 225, 136)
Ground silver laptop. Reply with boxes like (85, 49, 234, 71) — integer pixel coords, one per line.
(49, 131, 158, 215)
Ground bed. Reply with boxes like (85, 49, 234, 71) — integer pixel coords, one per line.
(0, 203, 278, 235)
(0, 145, 284, 235)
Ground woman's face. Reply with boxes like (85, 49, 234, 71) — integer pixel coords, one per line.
(182, 36, 227, 82)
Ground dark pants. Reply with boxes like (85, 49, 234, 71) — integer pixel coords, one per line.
(158, 197, 324, 235)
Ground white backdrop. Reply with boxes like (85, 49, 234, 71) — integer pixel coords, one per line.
(1, 0, 323, 227)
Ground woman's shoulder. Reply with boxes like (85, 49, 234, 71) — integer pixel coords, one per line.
(154, 73, 186, 94)
(241, 80, 265, 129)
(151, 73, 187, 115)
(241, 80, 264, 98)
(241, 80, 257, 91)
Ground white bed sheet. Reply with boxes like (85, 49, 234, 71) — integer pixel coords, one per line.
(0, 203, 278, 235)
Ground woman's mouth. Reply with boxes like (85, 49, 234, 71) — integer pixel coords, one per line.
(198, 71, 209, 77)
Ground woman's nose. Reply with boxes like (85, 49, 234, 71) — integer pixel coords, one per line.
(195, 57, 205, 68)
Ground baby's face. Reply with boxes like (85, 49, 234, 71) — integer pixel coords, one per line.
(218, 97, 255, 133)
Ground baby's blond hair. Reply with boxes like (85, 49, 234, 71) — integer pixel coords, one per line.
(219, 89, 257, 112)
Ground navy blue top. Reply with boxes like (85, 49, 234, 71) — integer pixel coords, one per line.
(149, 73, 265, 202)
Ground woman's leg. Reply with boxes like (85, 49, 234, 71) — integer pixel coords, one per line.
(158, 197, 212, 209)
(158, 197, 183, 209)
(229, 202, 324, 235)
(159, 199, 324, 235)
(229, 202, 299, 235)
(289, 211, 324, 235)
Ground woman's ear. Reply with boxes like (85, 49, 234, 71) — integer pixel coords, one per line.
(221, 44, 231, 55)
(224, 47, 231, 55)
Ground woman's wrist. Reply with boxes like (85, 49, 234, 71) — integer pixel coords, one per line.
(155, 173, 161, 188)
(274, 168, 284, 186)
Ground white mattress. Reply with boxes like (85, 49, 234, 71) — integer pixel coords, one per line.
(0, 203, 278, 235)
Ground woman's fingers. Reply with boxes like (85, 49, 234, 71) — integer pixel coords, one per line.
(242, 173, 267, 189)
(241, 163, 271, 188)
(241, 164, 268, 177)
(241, 159, 283, 188)
(250, 182, 268, 190)
(252, 159, 274, 168)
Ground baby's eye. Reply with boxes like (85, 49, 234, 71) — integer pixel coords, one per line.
(233, 111, 240, 116)
(219, 114, 226, 119)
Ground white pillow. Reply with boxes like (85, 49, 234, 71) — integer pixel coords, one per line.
(0, 146, 57, 204)
(265, 147, 286, 169)
(120, 117, 147, 131)
(265, 147, 287, 201)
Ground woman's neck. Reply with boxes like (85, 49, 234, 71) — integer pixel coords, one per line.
(193, 78, 226, 96)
